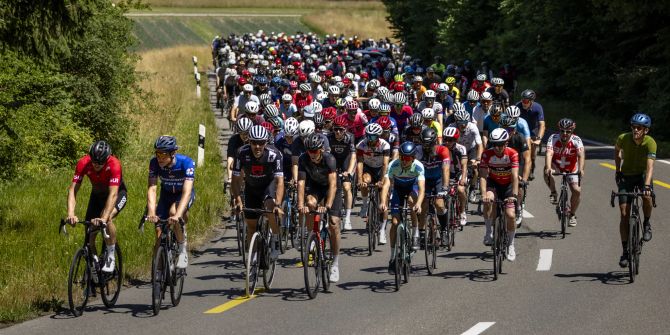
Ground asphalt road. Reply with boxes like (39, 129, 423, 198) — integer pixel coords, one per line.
(4, 74, 669, 335)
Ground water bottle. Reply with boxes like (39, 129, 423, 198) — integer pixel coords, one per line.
(91, 255, 100, 283)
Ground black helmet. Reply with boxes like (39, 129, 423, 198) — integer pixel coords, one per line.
(89, 140, 111, 164)
(313, 112, 324, 127)
(304, 134, 324, 150)
(420, 128, 437, 145)
(521, 89, 536, 100)
(154, 135, 178, 152)
(399, 141, 417, 156)
(409, 113, 423, 127)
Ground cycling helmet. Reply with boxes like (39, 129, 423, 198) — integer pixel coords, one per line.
(313, 112, 325, 127)
(311, 101, 323, 114)
(453, 102, 466, 114)
(521, 89, 536, 100)
(409, 113, 423, 127)
(322, 107, 336, 121)
(268, 117, 282, 131)
(489, 128, 509, 144)
(380, 103, 391, 114)
(466, 90, 480, 101)
(442, 127, 460, 140)
(454, 109, 470, 122)
(420, 128, 437, 145)
(311, 75, 322, 83)
(89, 140, 112, 164)
(476, 73, 487, 81)
(393, 92, 407, 104)
(154, 135, 178, 152)
(249, 125, 269, 141)
(437, 83, 449, 93)
(368, 98, 381, 110)
(237, 77, 247, 86)
(423, 90, 436, 100)
(334, 115, 348, 127)
(336, 98, 346, 109)
(630, 113, 651, 128)
(394, 74, 404, 82)
(260, 121, 274, 134)
(399, 141, 417, 156)
(284, 117, 300, 136)
(376, 116, 392, 131)
(302, 104, 315, 118)
(499, 114, 517, 128)
(328, 85, 340, 95)
(491, 77, 504, 86)
(243, 84, 254, 92)
(505, 105, 521, 118)
(259, 93, 272, 106)
(299, 120, 315, 137)
(421, 108, 435, 120)
(299, 83, 311, 92)
(345, 100, 359, 111)
(558, 118, 576, 130)
(445, 76, 456, 84)
(413, 75, 423, 83)
(271, 76, 282, 85)
(304, 133, 324, 150)
(480, 92, 493, 101)
(281, 93, 293, 102)
(236, 117, 254, 133)
(264, 104, 280, 118)
(429, 83, 439, 92)
(245, 101, 260, 114)
(377, 86, 389, 96)
(365, 123, 383, 136)
(255, 76, 269, 85)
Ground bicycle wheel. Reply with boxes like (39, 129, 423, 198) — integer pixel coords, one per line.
(169, 239, 185, 307)
(240, 216, 248, 266)
(303, 232, 321, 299)
(634, 218, 642, 276)
(321, 229, 332, 292)
(367, 197, 377, 255)
(101, 244, 123, 308)
(424, 214, 437, 275)
(447, 199, 457, 251)
(402, 225, 410, 284)
(497, 217, 506, 275)
(560, 189, 568, 239)
(492, 219, 500, 280)
(235, 212, 243, 256)
(280, 201, 291, 252)
(628, 217, 637, 283)
(151, 246, 167, 315)
(67, 249, 91, 317)
(246, 232, 261, 296)
(263, 233, 277, 290)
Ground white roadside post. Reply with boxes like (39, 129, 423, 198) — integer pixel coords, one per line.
(193, 56, 201, 98)
(197, 124, 205, 167)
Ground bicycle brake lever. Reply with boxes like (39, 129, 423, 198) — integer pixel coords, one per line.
(610, 191, 615, 208)
(59, 219, 69, 236)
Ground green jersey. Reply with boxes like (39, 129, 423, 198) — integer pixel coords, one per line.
(616, 133, 656, 175)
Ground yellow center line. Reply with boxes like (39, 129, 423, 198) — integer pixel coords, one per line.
(204, 288, 265, 314)
(599, 163, 670, 189)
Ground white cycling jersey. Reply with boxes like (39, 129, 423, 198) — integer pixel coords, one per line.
(448, 121, 482, 151)
(472, 105, 488, 132)
(416, 101, 444, 115)
(356, 138, 391, 168)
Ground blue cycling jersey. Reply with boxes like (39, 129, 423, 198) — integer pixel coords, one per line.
(483, 115, 530, 138)
(149, 154, 195, 194)
(385, 159, 425, 188)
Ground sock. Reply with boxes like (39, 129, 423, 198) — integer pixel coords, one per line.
(379, 219, 387, 233)
(413, 227, 419, 238)
(345, 209, 351, 221)
(333, 255, 339, 266)
(643, 217, 650, 226)
(178, 241, 186, 253)
(621, 240, 627, 252)
(272, 234, 280, 248)
(107, 244, 115, 254)
(437, 214, 447, 230)
(507, 231, 515, 247)
(485, 219, 492, 236)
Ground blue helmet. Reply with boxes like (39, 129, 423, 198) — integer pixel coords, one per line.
(399, 141, 417, 156)
(154, 135, 178, 152)
(255, 76, 269, 85)
(271, 76, 282, 85)
(630, 113, 651, 128)
(404, 66, 414, 75)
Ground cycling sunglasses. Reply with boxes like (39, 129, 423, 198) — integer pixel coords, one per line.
(155, 151, 171, 159)
(334, 128, 346, 132)
(400, 155, 414, 162)
(307, 149, 321, 155)
(250, 140, 267, 146)
(560, 130, 573, 134)
(366, 135, 379, 141)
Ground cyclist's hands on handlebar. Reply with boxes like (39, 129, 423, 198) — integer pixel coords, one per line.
(545, 167, 554, 176)
(357, 181, 367, 190)
(643, 185, 653, 196)
(66, 215, 79, 226)
(298, 205, 310, 214)
(273, 205, 284, 216)
(91, 218, 105, 227)
(146, 215, 160, 223)
(379, 202, 387, 212)
(412, 203, 422, 214)
(168, 215, 181, 226)
(317, 205, 328, 213)
(482, 193, 494, 203)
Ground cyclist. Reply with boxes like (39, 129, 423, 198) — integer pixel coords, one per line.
(146, 136, 196, 269)
(442, 127, 470, 226)
(343, 100, 368, 142)
(328, 115, 357, 230)
(291, 120, 331, 185)
(231, 83, 259, 123)
(275, 117, 300, 184)
(417, 90, 444, 126)
(444, 76, 461, 103)
(66, 141, 128, 273)
(232, 126, 284, 259)
(480, 128, 519, 261)
(544, 118, 584, 227)
(516, 89, 545, 180)
(390, 92, 413, 131)
(379, 142, 426, 273)
(357, 123, 391, 220)
(485, 77, 510, 109)
(614, 113, 656, 267)
(437, 83, 455, 121)
(417, 128, 451, 246)
(402, 113, 427, 145)
(499, 115, 531, 227)
(421, 108, 443, 144)
(449, 109, 483, 206)
(377, 116, 400, 160)
(297, 134, 343, 282)
(470, 73, 491, 95)
(227, 118, 253, 185)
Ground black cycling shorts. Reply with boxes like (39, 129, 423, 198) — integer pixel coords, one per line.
(156, 190, 196, 220)
(244, 180, 277, 219)
(305, 182, 343, 217)
(363, 165, 384, 184)
(486, 179, 514, 202)
(85, 188, 128, 221)
(617, 174, 653, 204)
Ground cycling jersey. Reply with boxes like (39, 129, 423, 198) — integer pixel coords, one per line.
(385, 159, 426, 188)
(483, 115, 530, 139)
(472, 105, 487, 132)
(485, 87, 510, 108)
(424, 120, 443, 139)
(508, 132, 529, 168)
(370, 115, 399, 135)
(517, 101, 545, 135)
(402, 125, 427, 145)
(419, 146, 451, 182)
(298, 151, 338, 187)
(448, 143, 467, 178)
(327, 132, 356, 171)
(73, 155, 124, 192)
(381, 132, 400, 151)
(234, 94, 260, 110)
(470, 81, 491, 94)
(149, 154, 195, 194)
(356, 138, 391, 168)
(233, 145, 283, 188)
(448, 86, 461, 103)
(616, 133, 657, 175)
(280, 103, 297, 118)
(343, 112, 369, 139)
(391, 105, 413, 130)
(480, 147, 519, 185)
(226, 134, 246, 159)
(448, 121, 482, 151)
(547, 133, 584, 173)
(274, 137, 295, 179)
(416, 101, 444, 116)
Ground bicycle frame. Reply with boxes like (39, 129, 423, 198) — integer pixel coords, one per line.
(552, 172, 579, 238)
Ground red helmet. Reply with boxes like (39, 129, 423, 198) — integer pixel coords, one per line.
(324, 70, 334, 78)
(237, 77, 247, 85)
(342, 78, 352, 85)
(360, 72, 369, 79)
(241, 69, 251, 77)
(261, 121, 274, 133)
(289, 80, 298, 89)
(376, 116, 392, 130)
(297, 100, 309, 108)
(292, 61, 301, 68)
(429, 82, 439, 91)
(298, 73, 307, 83)
(334, 115, 348, 127)
(322, 107, 337, 121)
(393, 81, 405, 92)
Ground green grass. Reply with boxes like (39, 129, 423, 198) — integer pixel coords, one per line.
(0, 46, 225, 323)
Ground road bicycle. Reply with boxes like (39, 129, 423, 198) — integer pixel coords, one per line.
(242, 208, 279, 297)
(516, 180, 528, 228)
(60, 220, 122, 317)
(138, 217, 185, 316)
(443, 182, 461, 251)
(467, 165, 483, 215)
(365, 184, 382, 255)
(391, 200, 415, 291)
(423, 193, 445, 275)
(281, 182, 301, 253)
(491, 198, 516, 280)
(610, 188, 656, 283)
(224, 182, 247, 264)
(552, 172, 579, 238)
(303, 211, 333, 299)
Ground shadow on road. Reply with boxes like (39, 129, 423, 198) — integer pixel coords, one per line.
(337, 280, 396, 293)
(515, 230, 565, 240)
(434, 268, 496, 282)
(49, 303, 155, 319)
(554, 271, 630, 285)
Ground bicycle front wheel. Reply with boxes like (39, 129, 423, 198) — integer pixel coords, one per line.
(170, 244, 185, 306)
(101, 244, 123, 308)
(303, 232, 321, 299)
(367, 199, 377, 255)
(263, 235, 277, 290)
(424, 214, 437, 275)
(560, 189, 568, 239)
(151, 246, 167, 315)
(68, 248, 91, 317)
(628, 217, 638, 283)
(246, 232, 261, 297)
(321, 229, 332, 292)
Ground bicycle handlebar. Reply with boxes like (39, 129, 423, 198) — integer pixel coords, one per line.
(552, 172, 580, 176)
(138, 216, 185, 233)
(59, 219, 110, 239)
(610, 190, 656, 208)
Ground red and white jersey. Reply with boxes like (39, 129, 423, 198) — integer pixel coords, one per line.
(480, 147, 519, 185)
(546, 134, 583, 172)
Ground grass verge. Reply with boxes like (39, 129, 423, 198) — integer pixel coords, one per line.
(138, 0, 384, 10)
(0, 45, 225, 324)
(301, 9, 392, 40)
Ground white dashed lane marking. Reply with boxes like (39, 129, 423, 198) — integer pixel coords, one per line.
(536, 249, 553, 271)
(462, 322, 496, 335)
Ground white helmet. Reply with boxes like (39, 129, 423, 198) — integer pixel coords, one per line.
(489, 128, 510, 144)
(481, 91, 493, 101)
(318, 65, 327, 72)
(466, 90, 479, 101)
(299, 120, 315, 137)
(345, 72, 354, 80)
(282, 93, 293, 102)
(365, 123, 383, 136)
(437, 83, 449, 93)
(423, 90, 436, 99)
(264, 104, 280, 118)
(243, 84, 254, 92)
(505, 105, 521, 118)
(421, 108, 435, 120)
(491, 77, 504, 85)
(284, 117, 300, 136)
(328, 85, 340, 95)
(311, 101, 323, 114)
(453, 102, 466, 114)
(299, 83, 311, 91)
(368, 98, 381, 110)
(476, 73, 487, 81)
(245, 101, 259, 114)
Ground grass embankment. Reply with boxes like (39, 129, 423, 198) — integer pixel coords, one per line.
(0, 45, 224, 323)
(141, 0, 384, 10)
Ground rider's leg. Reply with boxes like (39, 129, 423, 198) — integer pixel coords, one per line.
(569, 182, 581, 215)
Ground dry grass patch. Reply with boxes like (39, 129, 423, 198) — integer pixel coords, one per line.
(141, 0, 384, 10)
(302, 9, 393, 40)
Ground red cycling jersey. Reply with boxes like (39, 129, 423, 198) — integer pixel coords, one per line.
(546, 134, 584, 173)
(72, 155, 123, 191)
(480, 147, 519, 185)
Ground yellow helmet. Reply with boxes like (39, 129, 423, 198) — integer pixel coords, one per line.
(445, 76, 456, 84)
(394, 74, 404, 82)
